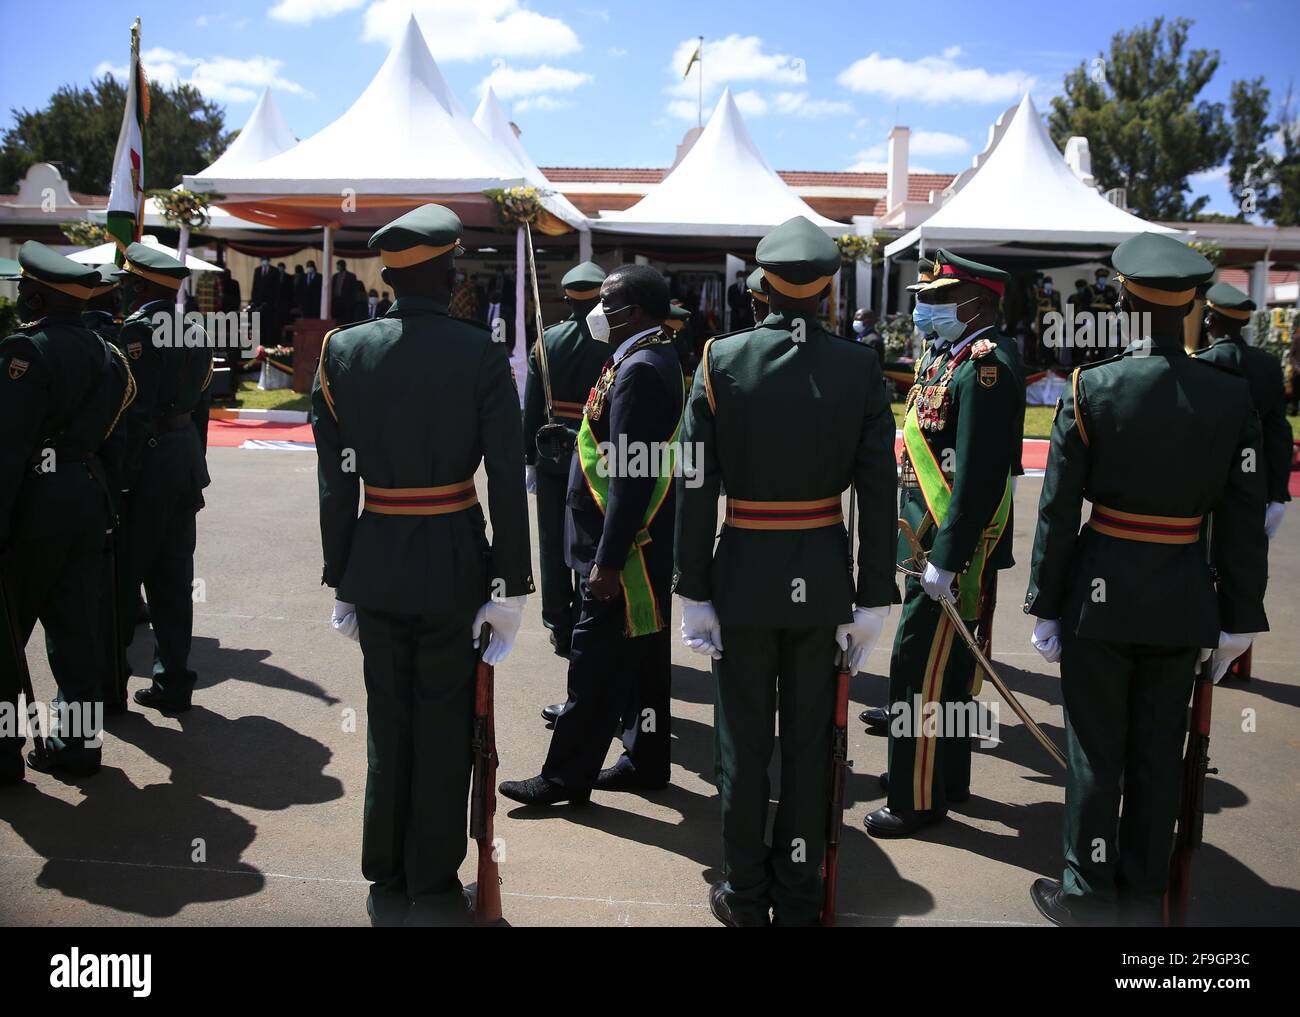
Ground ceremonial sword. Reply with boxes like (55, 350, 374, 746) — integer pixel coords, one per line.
(896, 517, 1066, 770)
(525, 221, 574, 464)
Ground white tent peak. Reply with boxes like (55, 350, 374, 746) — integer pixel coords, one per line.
(593, 87, 846, 237)
(200, 88, 297, 178)
(472, 87, 587, 228)
(184, 15, 521, 195)
(473, 87, 545, 183)
(885, 92, 1181, 257)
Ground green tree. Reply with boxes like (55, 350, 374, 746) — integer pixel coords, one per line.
(1259, 85, 1300, 226)
(1048, 17, 1229, 220)
(0, 75, 230, 195)
(1227, 78, 1275, 219)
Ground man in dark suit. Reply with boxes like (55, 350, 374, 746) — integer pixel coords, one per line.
(297, 259, 323, 319)
(250, 257, 282, 343)
(726, 269, 753, 331)
(333, 259, 358, 323)
(501, 265, 684, 805)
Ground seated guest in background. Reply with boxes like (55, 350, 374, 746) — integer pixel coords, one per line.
(853, 307, 885, 362)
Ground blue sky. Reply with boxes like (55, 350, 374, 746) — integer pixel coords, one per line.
(1, 0, 1294, 214)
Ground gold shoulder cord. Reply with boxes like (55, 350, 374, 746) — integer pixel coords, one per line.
(104, 343, 138, 440)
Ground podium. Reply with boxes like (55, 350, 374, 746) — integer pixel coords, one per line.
(288, 319, 334, 393)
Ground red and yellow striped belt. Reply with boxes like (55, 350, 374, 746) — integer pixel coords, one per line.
(363, 480, 478, 516)
(724, 496, 843, 531)
(552, 400, 585, 420)
(1087, 504, 1202, 545)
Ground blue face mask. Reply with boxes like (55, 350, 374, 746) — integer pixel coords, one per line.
(912, 302, 935, 335)
(930, 295, 979, 343)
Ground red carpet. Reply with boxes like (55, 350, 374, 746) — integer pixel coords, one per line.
(207, 419, 1292, 494)
(208, 418, 314, 447)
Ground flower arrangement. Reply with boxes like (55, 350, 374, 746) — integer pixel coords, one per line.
(836, 233, 879, 264)
(61, 220, 110, 246)
(1254, 306, 1298, 356)
(151, 188, 213, 231)
(253, 345, 294, 374)
(484, 186, 544, 226)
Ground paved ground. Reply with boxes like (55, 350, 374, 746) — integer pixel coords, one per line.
(2, 446, 1297, 927)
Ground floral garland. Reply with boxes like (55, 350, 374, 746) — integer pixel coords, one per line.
(836, 233, 879, 264)
(61, 220, 110, 246)
(484, 185, 543, 226)
(151, 188, 212, 231)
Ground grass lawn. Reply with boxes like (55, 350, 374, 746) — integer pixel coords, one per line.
(230, 378, 311, 413)
(891, 402, 1057, 438)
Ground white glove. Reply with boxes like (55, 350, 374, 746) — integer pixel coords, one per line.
(1208, 631, 1255, 684)
(921, 561, 956, 603)
(679, 598, 723, 660)
(1265, 501, 1286, 539)
(525, 465, 538, 494)
(472, 595, 527, 665)
(1032, 618, 1062, 664)
(835, 605, 889, 673)
(331, 600, 359, 641)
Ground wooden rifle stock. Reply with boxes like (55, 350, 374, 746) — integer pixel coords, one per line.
(821, 489, 857, 927)
(1165, 659, 1215, 926)
(470, 622, 503, 925)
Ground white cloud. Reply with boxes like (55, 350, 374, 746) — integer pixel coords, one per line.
(772, 91, 853, 119)
(514, 95, 573, 114)
(734, 90, 769, 118)
(476, 62, 592, 101)
(96, 47, 308, 103)
(666, 34, 804, 100)
(1190, 165, 1228, 184)
(362, 0, 580, 62)
(910, 130, 969, 156)
(269, 0, 365, 23)
(838, 50, 1035, 104)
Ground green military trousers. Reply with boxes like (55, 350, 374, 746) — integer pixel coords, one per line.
(117, 435, 202, 696)
(885, 574, 976, 814)
(0, 488, 111, 771)
(1060, 631, 1197, 925)
(535, 464, 578, 642)
(714, 623, 837, 926)
(356, 605, 476, 927)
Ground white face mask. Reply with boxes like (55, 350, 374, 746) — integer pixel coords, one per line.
(585, 301, 633, 344)
(852, 320, 866, 335)
(930, 294, 980, 343)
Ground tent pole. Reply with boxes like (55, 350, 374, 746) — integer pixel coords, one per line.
(321, 225, 334, 320)
(882, 255, 891, 315)
(579, 228, 592, 263)
(516, 225, 526, 356)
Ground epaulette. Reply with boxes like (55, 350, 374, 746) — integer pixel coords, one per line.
(707, 325, 760, 343)
(970, 337, 997, 359)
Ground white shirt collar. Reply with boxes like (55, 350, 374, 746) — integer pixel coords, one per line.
(614, 325, 660, 362)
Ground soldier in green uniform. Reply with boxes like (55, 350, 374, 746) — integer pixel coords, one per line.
(0, 242, 134, 782)
(1025, 233, 1269, 926)
(312, 204, 533, 926)
(674, 216, 898, 926)
(523, 261, 606, 691)
(1196, 282, 1291, 681)
(112, 243, 213, 713)
(83, 267, 124, 344)
(866, 250, 1022, 838)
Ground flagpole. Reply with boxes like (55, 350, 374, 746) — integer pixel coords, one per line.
(697, 35, 703, 129)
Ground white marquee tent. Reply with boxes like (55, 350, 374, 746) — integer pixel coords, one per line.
(884, 94, 1185, 260)
(592, 89, 847, 238)
(201, 87, 298, 180)
(184, 15, 524, 219)
(68, 233, 221, 271)
(472, 87, 588, 231)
